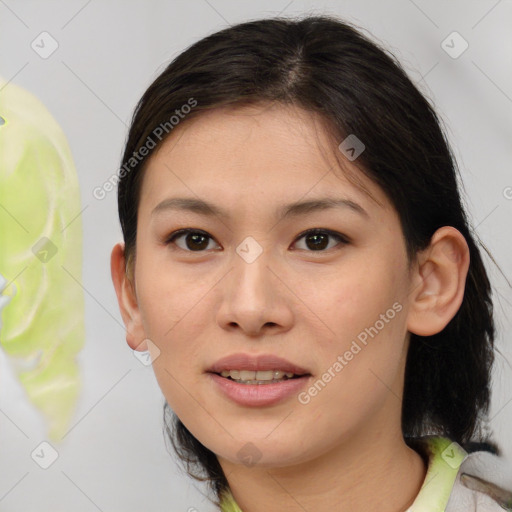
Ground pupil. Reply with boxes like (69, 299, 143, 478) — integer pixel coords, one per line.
(187, 233, 208, 251)
(307, 233, 328, 250)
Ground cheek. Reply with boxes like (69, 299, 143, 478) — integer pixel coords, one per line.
(300, 254, 409, 395)
(135, 248, 206, 341)
(299, 254, 405, 338)
(134, 254, 211, 377)
(138, 281, 206, 418)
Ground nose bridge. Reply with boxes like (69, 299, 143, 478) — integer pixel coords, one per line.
(231, 235, 272, 303)
(216, 234, 285, 333)
(215, 228, 297, 335)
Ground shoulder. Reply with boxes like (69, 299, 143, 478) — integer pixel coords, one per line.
(446, 448, 512, 512)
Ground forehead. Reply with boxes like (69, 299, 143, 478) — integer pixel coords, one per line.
(139, 102, 389, 215)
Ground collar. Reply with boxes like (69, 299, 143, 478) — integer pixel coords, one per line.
(405, 436, 467, 511)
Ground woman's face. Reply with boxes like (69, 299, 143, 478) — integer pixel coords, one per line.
(127, 102, 416, 468)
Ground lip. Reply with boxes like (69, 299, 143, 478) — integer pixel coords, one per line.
(206, 353, 312, 407)
(208, 373, 312, 407)
(207, 353, 310, 375)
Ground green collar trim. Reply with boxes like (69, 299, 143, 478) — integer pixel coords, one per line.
(219, 436, 465, 512)
(406, 436, 467, 512)
(219, 490, 243, 512)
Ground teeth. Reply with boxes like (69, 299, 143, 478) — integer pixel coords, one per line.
(219, 370, 296, 381)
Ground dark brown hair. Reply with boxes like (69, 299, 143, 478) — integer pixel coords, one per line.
(116, 14, 500, 505)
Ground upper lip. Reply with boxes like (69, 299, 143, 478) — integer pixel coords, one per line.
(208, 353, 310, 375)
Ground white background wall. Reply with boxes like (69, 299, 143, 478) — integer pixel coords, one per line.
(0, 1, 511, 511)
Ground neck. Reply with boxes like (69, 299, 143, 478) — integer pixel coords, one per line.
(218, 405, 427, 512)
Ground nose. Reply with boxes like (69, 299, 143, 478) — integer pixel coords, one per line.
(216, 245, 294, 337)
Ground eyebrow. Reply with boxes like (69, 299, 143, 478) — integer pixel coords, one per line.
(151, 196, 369, 220)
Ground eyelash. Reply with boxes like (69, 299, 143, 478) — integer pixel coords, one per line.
(164, 228, 350, 253)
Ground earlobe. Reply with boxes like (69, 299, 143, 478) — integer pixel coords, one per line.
(110, 242, 148, 351)
(406, 226, 470, 337)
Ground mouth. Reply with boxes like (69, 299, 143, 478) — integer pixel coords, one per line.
(207, 352, 311, 382)
(206, 353, 312, 406)
(212, 369, 309, 385)
(207, 371, 312, 407)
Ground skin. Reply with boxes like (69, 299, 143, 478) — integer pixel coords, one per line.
(111, 102, 470, 511)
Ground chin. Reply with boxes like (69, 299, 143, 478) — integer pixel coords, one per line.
(212, 436, 310, 469)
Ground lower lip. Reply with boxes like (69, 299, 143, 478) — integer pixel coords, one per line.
(208, 373, 311, 407)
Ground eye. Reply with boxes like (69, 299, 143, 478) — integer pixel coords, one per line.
(293, 228, 349, 252)
(165, 229, 220, 252)
(165, 228, 349, 253)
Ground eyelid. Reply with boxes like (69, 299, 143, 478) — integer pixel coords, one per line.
(165, 228, 350, 252)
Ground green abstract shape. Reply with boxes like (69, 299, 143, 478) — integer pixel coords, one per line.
(0, 76, 85, 441)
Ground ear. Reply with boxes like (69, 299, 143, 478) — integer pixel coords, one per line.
(110, 242, 148, 351)
(406, 226, 470, 336)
